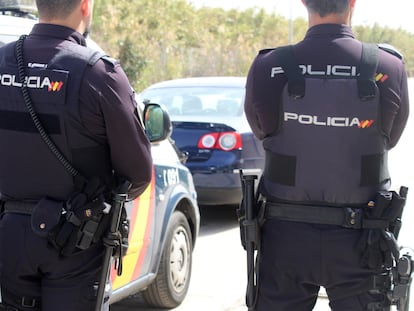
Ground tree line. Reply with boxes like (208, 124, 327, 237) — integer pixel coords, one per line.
(92, 0, 414, 91)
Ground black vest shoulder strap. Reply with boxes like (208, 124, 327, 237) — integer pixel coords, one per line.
(277, 45, 305, 99)
(358, 43, 379, 100)
(49, 42, 106, 68)
(278, 43, 379, 101)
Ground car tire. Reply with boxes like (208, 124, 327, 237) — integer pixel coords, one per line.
(142, 211, 193, 308)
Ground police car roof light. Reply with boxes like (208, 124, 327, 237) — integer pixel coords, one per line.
(0, 0, 37, 16)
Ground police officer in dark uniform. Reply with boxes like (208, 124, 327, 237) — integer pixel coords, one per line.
(244, 0, 409, 310)
(0, 0, 152, 310)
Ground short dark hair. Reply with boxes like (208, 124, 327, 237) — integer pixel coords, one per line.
(304, 0, 350, 17)
(35, 0, 81, 19)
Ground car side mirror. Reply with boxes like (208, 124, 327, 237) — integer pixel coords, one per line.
(143, 103, 172, 143)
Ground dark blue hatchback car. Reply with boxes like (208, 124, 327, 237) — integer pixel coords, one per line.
(138, 77, 265, 206)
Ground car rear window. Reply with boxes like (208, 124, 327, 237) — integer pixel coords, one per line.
(141, 86, 244, 117)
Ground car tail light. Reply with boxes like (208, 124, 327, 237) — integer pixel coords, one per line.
(197, 132, 242, 151)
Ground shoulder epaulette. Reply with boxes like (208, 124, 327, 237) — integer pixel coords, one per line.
(378, 43, 403, 60)
(101, 55, 119, 67)
(259, 48, 276, 55)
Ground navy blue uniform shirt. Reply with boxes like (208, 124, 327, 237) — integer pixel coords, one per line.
(245, 24, 409, 149)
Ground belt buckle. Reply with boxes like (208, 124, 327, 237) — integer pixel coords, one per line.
(343, 208, 361, 228)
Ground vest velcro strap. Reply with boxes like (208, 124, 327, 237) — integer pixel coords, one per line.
(358, 43, 379, 100)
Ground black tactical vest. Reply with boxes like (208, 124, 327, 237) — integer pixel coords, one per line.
(262, 44, 390, 206)
(0, 40, 113, 201)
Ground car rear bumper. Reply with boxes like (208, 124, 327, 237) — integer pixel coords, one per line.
(192, 169, 262, 206)
(195, 186, 242, 206)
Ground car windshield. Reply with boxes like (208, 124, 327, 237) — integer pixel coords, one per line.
(141, 86, 244, 117)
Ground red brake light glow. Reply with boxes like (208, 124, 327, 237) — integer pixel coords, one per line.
(197, 132, 242, 151)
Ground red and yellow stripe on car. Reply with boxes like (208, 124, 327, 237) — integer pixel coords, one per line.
(110, 170, 156, 290)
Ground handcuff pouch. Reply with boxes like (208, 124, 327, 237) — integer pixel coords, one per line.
(31, 197, 64, 238)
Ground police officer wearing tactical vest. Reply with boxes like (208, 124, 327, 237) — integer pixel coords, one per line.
(244, 0, 410, 310)
(0, 0, 153, 310)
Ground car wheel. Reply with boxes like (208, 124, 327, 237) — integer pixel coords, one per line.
(143, 211, 193, 308)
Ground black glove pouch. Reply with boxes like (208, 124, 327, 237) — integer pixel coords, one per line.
(357, 229, 392, 269)
(31, 197, 64, 238)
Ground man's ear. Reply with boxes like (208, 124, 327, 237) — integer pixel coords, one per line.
(80, 0, 91, 17)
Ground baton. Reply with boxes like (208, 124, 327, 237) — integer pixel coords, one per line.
(240, 171, 258, 310)
(95, 180, 131, 311)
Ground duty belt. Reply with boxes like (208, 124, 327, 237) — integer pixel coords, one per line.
(1, 201, 36, 215)
(265, 202, 389, 229)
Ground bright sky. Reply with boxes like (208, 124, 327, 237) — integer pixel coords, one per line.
(189, 0, 414, 34)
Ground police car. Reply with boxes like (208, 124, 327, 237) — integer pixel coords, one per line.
(0, 1, 200, 308)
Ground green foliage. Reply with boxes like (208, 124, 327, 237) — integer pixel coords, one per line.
(92, 0, 414, 90)
(354, 24, 414, 77)
(118, 37, 147, 85)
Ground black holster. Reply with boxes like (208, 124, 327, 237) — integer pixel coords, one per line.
(358, 187, 408, 269)
(361, 187, 413, 311)
(47, 213, 108, 256)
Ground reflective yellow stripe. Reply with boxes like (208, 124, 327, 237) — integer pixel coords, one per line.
(111, 173, 155, 290)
